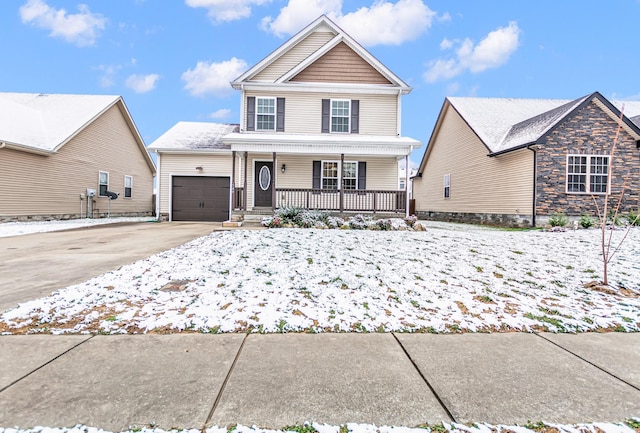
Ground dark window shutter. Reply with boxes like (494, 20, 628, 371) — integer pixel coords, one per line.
(276, 97, 285, 132)
(321, 99, 330, 133)
(246, 96, 255, 131)
(312, 161, 321, 189)
(351, 100, 359, 134)
(357, 161, 366, 190)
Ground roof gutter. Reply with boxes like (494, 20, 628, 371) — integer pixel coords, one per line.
(0, 142, 5, 149)
(488, 141, 537, 157)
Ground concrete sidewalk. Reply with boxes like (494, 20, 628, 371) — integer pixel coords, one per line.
(0, 332, 638, 430)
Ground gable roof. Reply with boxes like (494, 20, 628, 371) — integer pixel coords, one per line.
(0, 92, 155, 172)
(231, 15, 411, 94)
(447, 92, 640, 156)
(148, 122, 239, 152)
(417, 92, 640, 175)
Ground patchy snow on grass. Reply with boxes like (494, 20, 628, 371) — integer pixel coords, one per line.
(0, 217, 156, 238)
(1, 222, 639, 335)
(1, 421, 639, 433)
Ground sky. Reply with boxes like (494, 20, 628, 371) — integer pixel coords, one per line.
(2, 0, 640, 166)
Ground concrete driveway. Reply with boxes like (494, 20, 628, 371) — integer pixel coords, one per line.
(0, 222, 220, 313)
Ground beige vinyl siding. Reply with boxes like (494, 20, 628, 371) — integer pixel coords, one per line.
(253, 31, 336, 82)
(291, 42, 391, 84)
(0, 104, 153, 219)
(413, 105, 534, 215)
(157, 153, 233, 214)
(244, 91, 398, 136)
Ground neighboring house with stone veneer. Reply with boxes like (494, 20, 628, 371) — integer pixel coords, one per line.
(412, 92, 640, 227)
(0, 92, 156, 222)
(149, 15, 420, 222)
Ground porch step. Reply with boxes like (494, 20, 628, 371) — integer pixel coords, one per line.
(243, 214, 267, 222)
(222, 220, 243, 228)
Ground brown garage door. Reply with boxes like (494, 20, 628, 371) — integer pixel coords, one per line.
(171, 176, 230, 222)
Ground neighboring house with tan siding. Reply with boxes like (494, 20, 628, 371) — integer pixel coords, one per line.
(149, 15, 421, 222)
(0, 92, 156, 222)
(412, 92, 640, 227)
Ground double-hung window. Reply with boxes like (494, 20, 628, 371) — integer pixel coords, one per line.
(98, 171, 109, 197)
(322, 161, 339, 190)
(443, 174, 450, 198)
(331, 100, 350, 133)
(342, 161, 358, 190)
(256, 97, 276, 131)
(566, 155, 609, 194)
(124, 175, 133, 198)
(320, 161, 358, 190)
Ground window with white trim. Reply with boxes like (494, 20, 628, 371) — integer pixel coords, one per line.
(124, 175, 133, 198)
(443, 174, 450, 198)
(256, 97, 276, 131)
(322, 161, 339, 190)
(566, 155, 609, 194)
(342, 162, 358, 190)
(331, 99, 350, 133)
(99, 171, 109, 197)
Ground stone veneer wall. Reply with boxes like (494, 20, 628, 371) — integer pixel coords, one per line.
(535, 101, 640, 217)
(415, 211, 533, 228)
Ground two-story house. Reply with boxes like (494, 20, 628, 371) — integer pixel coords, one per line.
(150, 15, 421, 222)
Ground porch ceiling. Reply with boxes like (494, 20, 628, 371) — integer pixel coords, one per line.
(223, 132, 421, 156)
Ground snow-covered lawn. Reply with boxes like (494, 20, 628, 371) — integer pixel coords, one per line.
(0, 217, 156, 238)
(1, 421, 640, 433)
(1, 222, 638, 335)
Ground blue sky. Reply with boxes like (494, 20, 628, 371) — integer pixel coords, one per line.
(2, 0, 640, 166)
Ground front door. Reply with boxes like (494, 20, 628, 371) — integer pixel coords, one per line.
(254, 161, 273, 207)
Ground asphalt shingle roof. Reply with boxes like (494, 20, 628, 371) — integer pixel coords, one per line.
(447, 94, 640, 154)
(148, 122, 240, 151)
(0, 92, 120, 152)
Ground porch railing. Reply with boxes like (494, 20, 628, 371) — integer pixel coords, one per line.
(233, 187, 245, 210)
(275, 188, 406, 213)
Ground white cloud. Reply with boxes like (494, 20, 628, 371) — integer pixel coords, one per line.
(125, 74, 161, 93)
(424, 21, 520, 83)
(94, 64, 122, 88)
(262, 0, 436, 46)
(19, 0, 106, 47)
(439, 38, 454, 50)
(181, 57, 248, 97)
(209, 108, 232, 119)
(338, 0, 436, 46)
(185, 0, 270, 23)
(261, 0, 342, 38)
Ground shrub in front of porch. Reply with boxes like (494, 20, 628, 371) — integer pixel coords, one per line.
(261, 207, 421, 231)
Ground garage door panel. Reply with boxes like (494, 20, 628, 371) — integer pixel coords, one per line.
(172, 176, 230, 222)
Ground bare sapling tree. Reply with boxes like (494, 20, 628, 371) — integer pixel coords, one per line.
(591, 104, 640, 287)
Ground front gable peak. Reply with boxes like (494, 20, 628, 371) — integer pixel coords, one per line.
(231, 15, 410, 93)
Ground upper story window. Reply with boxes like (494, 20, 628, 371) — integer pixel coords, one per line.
(246, 96, 285, 132)
(98, 171, 109, 197)
(322, 99, 359, 134)
(256, 97, 276, 131)
(124, 175, 133, 198)
(331, 99, 350, 133)
(566, 155, 609, 194)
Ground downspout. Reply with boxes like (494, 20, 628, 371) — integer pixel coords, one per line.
(0, 142, 6, 149)
(527, 144, 537, 228)
(396, 90, 402, 136)
(155, 151, 161, 220)
(405, 149, 412, 218)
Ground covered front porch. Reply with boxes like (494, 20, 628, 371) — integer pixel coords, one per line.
(224, 132, 420, 220)
(229, 151, 410, 219)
